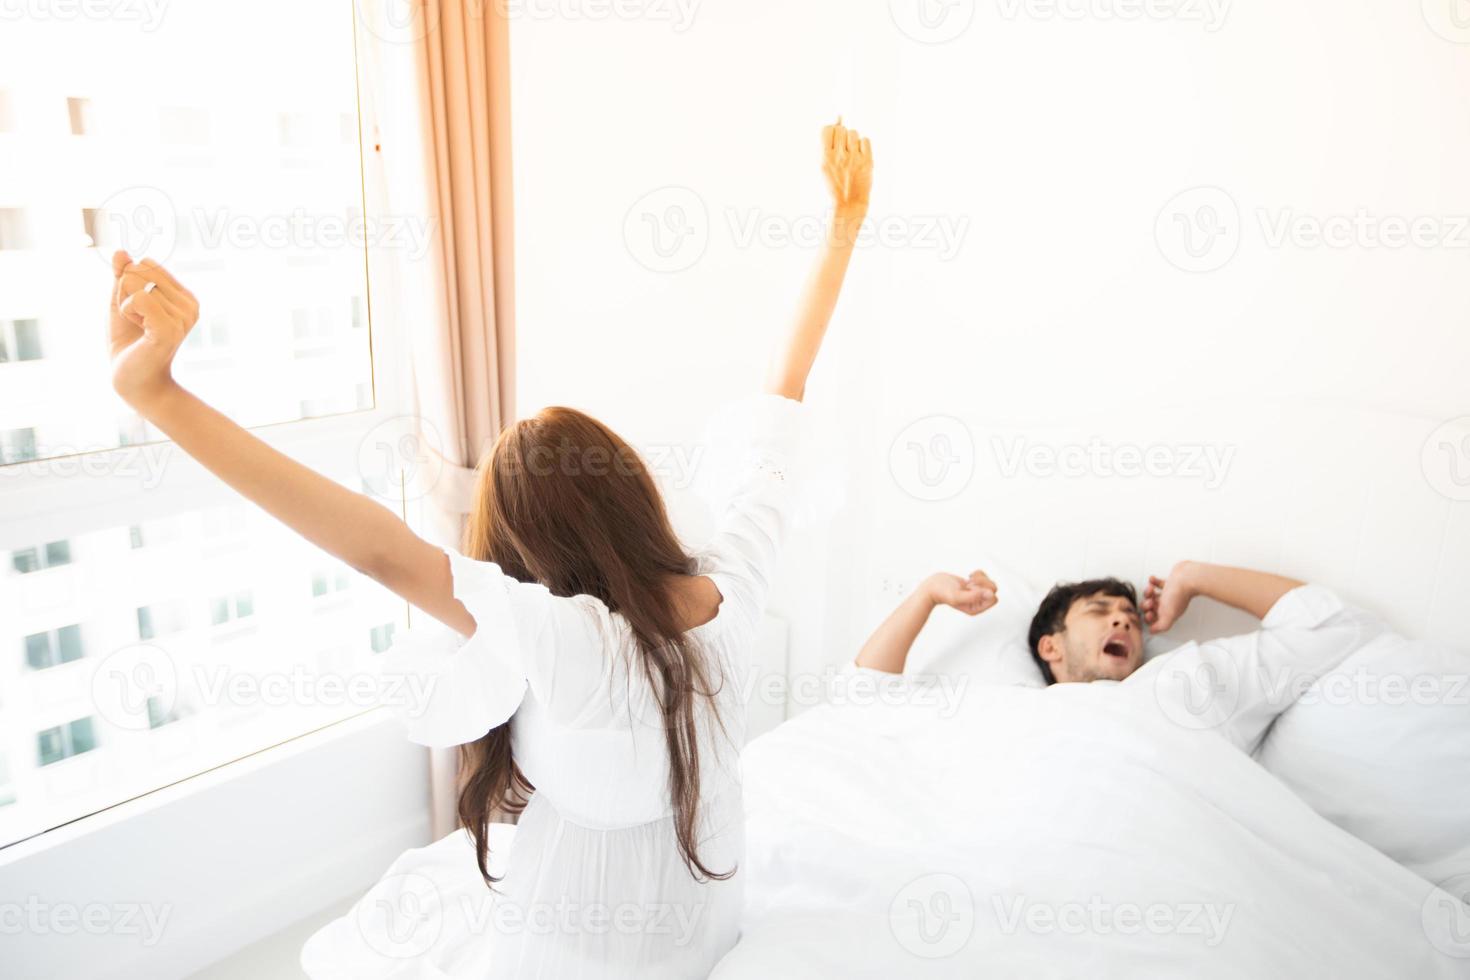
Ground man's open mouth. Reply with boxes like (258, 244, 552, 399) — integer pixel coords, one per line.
(1103, 638, 1130, 658)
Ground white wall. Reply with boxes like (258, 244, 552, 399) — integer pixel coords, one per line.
(509, 0, 1470, 696)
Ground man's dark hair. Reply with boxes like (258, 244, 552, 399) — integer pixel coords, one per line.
(1027, 578, 1139, 685)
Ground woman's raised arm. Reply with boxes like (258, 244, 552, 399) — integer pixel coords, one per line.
(765, 119, 874, 402)
(107, 251, 475, 636)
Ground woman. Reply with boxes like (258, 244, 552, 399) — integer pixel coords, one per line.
(107, 120, 873, 977)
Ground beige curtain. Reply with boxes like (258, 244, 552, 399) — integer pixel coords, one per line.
(407, 0, 517, 840)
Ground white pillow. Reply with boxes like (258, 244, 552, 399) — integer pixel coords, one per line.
(1253, 634, 1470, 885)
(902, 556, 1047, 688)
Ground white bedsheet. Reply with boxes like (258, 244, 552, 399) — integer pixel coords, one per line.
(714, 680, 1468, 978)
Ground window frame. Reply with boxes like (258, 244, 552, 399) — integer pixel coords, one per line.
(0, 2, 441, 934)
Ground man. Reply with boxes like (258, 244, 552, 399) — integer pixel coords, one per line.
(856, 560, 1380, 751)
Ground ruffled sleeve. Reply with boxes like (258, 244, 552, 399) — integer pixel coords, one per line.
(380, 547, 611, 747)
(694, 394, 811, 629)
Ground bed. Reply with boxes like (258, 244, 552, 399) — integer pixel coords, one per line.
(712, 674, 1468, 978)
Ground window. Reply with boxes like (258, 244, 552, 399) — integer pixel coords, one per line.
(2, 427, 38, 464)
(369, 622, 396, 654)
(0, 754, 15, 807)
(66, 96, 91, 135)
(0, 318, 42, 362)
(10, 538, 71, 574)
(37, 717, 97, 766)
(0, 0, 412, 852)
(80, 207, 102, 247)
(24, 624, 84, 670)
(146, 696, 176, 730)
(159, 105, 210, 144)
(312, 568, 352, 598)
(0, 208, 30, 250)
(209, 590, 255, 626)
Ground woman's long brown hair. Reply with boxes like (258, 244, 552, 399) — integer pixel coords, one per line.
(457, 406, 731, 886)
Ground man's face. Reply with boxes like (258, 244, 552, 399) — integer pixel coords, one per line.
(1038, 591, 1145, 683)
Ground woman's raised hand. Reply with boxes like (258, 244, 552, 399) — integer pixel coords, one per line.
(821, 117, 873, 219)
(109, 250, 199, 408)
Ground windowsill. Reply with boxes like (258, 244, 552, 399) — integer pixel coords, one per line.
(0, 707, 400, 866)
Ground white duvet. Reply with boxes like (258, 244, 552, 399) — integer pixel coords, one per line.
(714, 679, 1469, 978)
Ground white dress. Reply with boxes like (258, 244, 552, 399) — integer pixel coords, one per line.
(301, 394, 805, 980)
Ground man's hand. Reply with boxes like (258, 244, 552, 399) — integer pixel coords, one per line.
(1143, 561, 1200, 633)
(821, 117, 873, 222)
(924, 570, 999, 617)
(110, 250, 199, 409)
